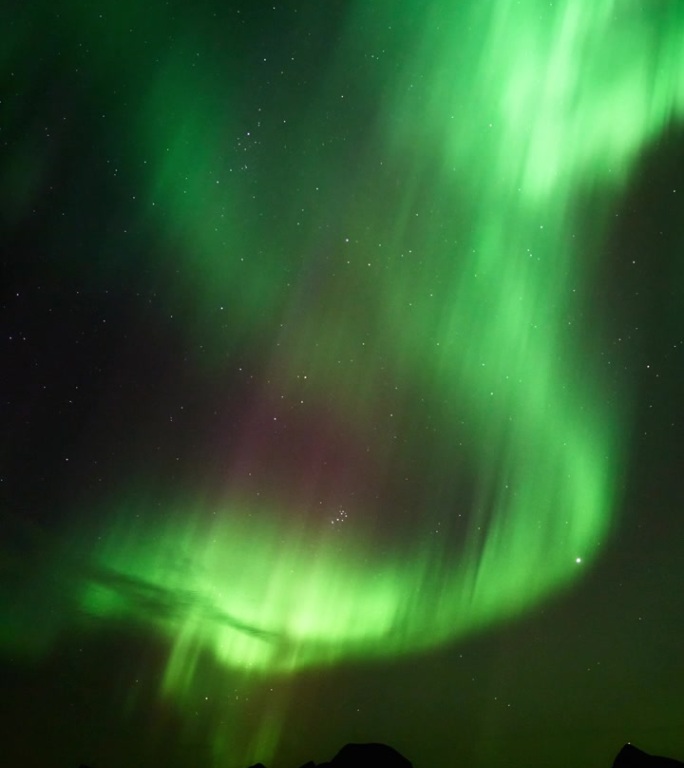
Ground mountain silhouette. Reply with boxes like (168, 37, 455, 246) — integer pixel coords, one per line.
(613, 744, 684, 768)
(78, 740, 684, 768)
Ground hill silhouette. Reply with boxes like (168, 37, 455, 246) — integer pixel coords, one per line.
(613, 744, 684, 768)
(77, 740, 684, 768)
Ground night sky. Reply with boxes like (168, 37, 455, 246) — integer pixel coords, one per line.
(2, 2, 684, 767)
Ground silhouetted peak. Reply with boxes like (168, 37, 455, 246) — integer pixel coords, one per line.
(613, 743, 684, 768)
(296, 742, 412, 768)
(332, 742, 412, 768)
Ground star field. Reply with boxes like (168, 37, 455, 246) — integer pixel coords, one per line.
(1, 2, 684, 768)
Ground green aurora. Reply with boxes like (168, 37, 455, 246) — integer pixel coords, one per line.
(4, 1, 684, 765)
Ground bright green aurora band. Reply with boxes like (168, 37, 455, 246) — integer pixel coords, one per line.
(7, 0, 684, 764)
(73, 0, 684, 675)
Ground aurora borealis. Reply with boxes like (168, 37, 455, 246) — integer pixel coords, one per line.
(2, 2, 684, 767)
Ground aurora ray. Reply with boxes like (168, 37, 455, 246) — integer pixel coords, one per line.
(71, 0, 683, 677)
(2, 1, 684, 766)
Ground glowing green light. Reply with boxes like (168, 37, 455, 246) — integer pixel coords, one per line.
(3, 2, 684, 765)
(72, 1, 684, 684)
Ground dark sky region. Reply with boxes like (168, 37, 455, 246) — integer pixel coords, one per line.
(2, 2, 684, 768)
